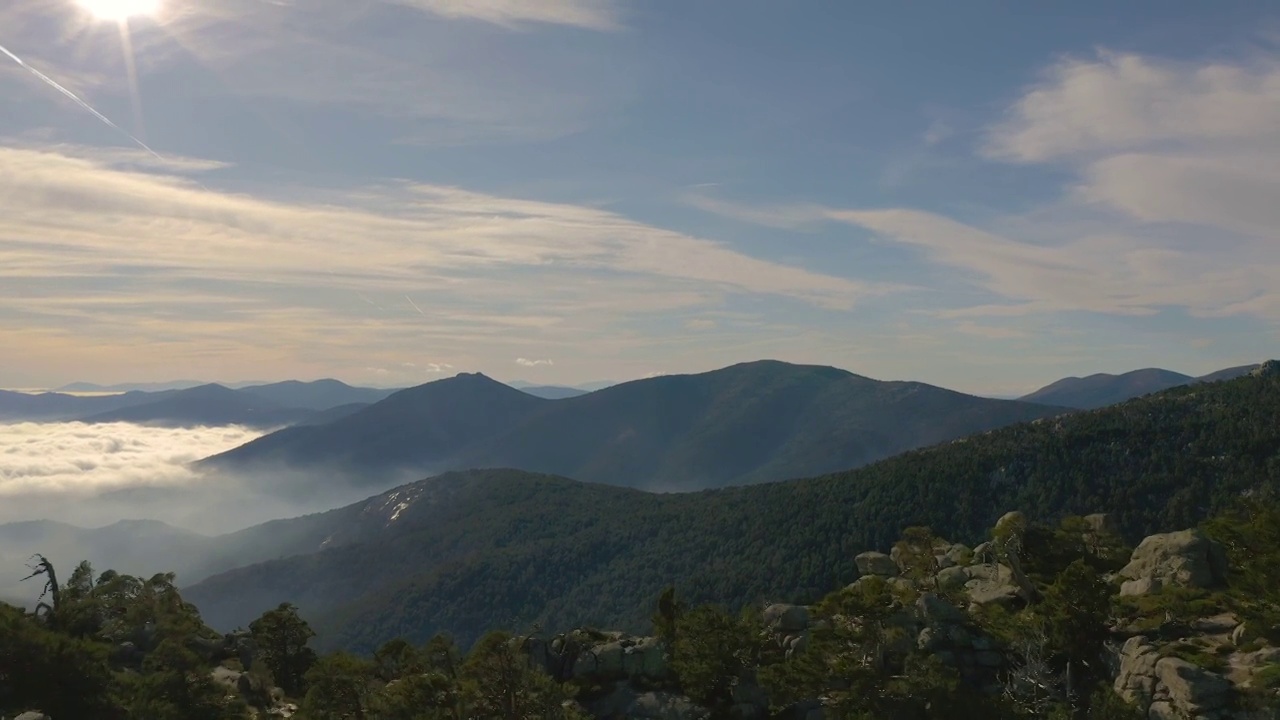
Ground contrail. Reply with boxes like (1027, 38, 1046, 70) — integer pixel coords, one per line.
(356, 292, 384, 312)
(405, 295, 426, 316)
(0, 42, 164, 162)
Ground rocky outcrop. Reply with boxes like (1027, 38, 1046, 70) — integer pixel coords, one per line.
(855, 551, 899, 577)
(1118, 529, 1228, 597)
(586, 684, 710, 720)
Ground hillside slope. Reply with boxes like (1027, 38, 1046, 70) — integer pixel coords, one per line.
(80, 384, 315, 428)
(1019, 368, 1194, 409)
(183, 364, 1280, 652)
(202, 360, 1067, 492)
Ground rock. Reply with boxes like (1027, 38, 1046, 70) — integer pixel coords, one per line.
(1114, 636, 1161, 708)
(763, 604, 809, 633)
(571, 634, 668, 682)
(1083, 513, 1119, 536)
(210, 665, 242, 690)
(1231, 622, 1249, 646)
(237, 670, 274, 707)
(15, 713, 51, 720)
(855, 551, 899, 577)
(995, 511, 1027, 533)
(1250, 360, 1280, 378)
(588, 682, 710, 720)
(936, 565, 969, 591)
(1118, 529, 1228, 597)
(1190, 613, 1239, 635)
(942, 543, 971, 566)
(963, 564, 1022, 608)
(915, 593, 965, 625)
(1152, 657, 1231, 718)
(971, 542, 994, 564)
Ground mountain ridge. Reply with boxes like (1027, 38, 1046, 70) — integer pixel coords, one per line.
(200, 359, 1070, 492)
(179, 366, 1280, 651)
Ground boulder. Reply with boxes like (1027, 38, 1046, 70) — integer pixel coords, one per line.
(855, 551, 899, 577)
(963, 564, 1021, 608)
(1118, 529, 1227, 597)
(1083, 513, 1119, 536)
(763, 604, 809, 633)
(15, 713, 51, 720)
(1113, 636, 1161, 708)
(994, 511, 1027, 534)
(1152, 657, 1231, 719)
(588, 682, 710, 720)
(572, 634, 668, 682)
(935, 565, 969, 592)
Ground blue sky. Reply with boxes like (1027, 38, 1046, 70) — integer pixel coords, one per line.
(0, 0, 1277, 395)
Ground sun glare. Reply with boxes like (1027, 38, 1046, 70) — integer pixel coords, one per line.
(77, 0, 160, 22)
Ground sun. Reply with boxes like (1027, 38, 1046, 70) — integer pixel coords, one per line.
(76, 0, 161, 22)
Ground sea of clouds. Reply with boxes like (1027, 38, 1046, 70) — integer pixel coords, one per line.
(0, 421, 262, 498)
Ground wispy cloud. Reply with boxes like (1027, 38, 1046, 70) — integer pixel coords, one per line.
(390, 0, 621, 31)
(0, 143, 891, 384)
(516, 358, 553, 367)
(686, 50, 1280, 324)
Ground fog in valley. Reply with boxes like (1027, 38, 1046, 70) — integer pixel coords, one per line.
(0, 420, 408, 605)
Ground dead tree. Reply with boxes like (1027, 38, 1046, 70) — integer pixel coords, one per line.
(21, 554, 61, 623)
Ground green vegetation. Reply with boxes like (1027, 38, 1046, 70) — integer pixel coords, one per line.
(8, 498, 1280, 719)
(185, 370, 1280, 654)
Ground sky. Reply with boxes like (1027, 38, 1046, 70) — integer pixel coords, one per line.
(1, 0, 1278, 396)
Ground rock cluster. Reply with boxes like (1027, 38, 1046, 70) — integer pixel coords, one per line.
(1117, 529, 1228, 597)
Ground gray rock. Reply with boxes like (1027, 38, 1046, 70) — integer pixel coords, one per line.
(763, 604, 810, 633)
(1118, 529, 1228, 597)
(572, 635, 668, 682)
(1190, 613, 1239, 635)
(15, 713, 51, 720)
(1083, 513, 1119, 536)
(915, 593, 964, 625)
(963, 564, 1021, 607)
(971, 541, 993, 560)
(589, 683, 710, 720)
(855, 551, 899, 577)
(995, 511, 1027, 533)
(1114, 636, 1160, 708)
(936, 565, 969, 591)
(1152, 657, 1231, 718)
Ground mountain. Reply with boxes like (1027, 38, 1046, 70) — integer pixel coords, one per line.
(1019, 368, 1195, 409)
(201, 360, 1068, 492)
(236, 379, 397, 410)
(0, 389, 157, 422)
(201, 373, 549, 479)
(77, 384, 315, 428)
(182, 365, 1280, 652)
(1021, 362, 1266, 409)
(515, 384, 589, 400)
(1196, 363, 1260, 383)
(54, 380, 208, 393)
(0, 519, 211, 602)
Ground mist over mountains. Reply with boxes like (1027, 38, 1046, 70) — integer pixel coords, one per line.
(199, 360, 1070, 493)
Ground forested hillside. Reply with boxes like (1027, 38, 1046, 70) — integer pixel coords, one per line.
(184, 365, 1280, 656)
(6, 501, 1279, 719)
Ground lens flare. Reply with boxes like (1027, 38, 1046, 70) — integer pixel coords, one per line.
(77, 0, 161, 22)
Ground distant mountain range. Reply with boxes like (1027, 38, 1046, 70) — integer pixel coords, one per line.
(1019, 363, 1259, 409)
(0, 379, 399, 428)
(173, 365, 1280, 651)
(200, 360, 1068, 492)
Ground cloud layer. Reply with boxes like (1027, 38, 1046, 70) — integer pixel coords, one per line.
(0, 421, 262, 497)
